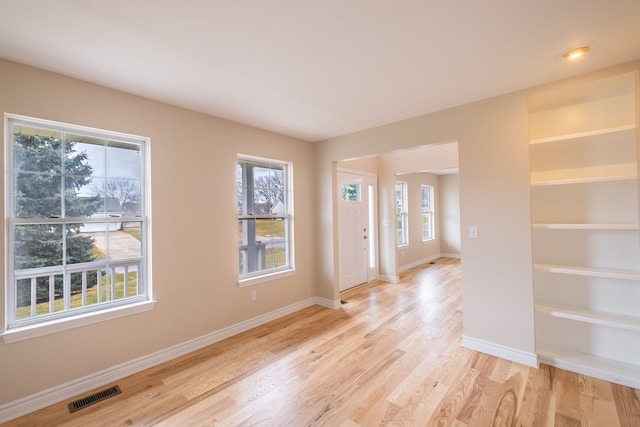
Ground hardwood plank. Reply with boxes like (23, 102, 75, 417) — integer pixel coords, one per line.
(578, 375, 621, 426)
(612, 383, 640, 427)
(517, 364, 554, 426)
(4, 258, 639, 426)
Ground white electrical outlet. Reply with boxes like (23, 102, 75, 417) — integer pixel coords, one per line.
(251, 290, 257, 301)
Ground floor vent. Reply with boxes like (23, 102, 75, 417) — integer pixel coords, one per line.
(68, 385, 121, 413)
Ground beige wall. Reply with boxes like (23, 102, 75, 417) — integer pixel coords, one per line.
(0, 59, 316, 405)
(439, 174, 461, 256)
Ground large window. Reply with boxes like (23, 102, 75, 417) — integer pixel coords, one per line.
(237, 155, 293, 283)
(421, 185, 435, 241)
(5, 115, 150, 331)
(396, 181, 408, 246)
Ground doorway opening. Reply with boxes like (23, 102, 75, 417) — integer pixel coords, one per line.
(336, 142, 460, 294)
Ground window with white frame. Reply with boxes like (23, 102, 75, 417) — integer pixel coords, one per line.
(5, 114, 150, 330)
(396, 181, 408, 246)
(421, 185, 435, 241)
(237, 155, 293, 282)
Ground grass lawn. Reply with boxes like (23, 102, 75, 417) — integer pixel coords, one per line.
(239, 219, 285, 237)
(123, 225, 141, 240)
(266, 247, 286, 268)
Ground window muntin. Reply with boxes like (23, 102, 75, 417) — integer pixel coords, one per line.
(237, 156, 293, 281)
(6, 115, 149, 328)
(396, 181, 408, 246)
(421, 185, 435, 241)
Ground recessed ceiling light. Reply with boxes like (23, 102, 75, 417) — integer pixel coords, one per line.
(564, 46, 590, 60)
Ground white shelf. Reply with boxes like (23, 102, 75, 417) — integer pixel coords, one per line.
(534, 263, 640, 281)
(529, 123, 636, 145)
(532, 223, 640, 230)
(530, 72, 639, 389)
(536, 304, 640, 332)
(530, 162, 637, 186)
(537, 346, 640, 389)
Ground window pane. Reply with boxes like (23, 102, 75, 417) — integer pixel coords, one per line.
(14, 224, 64, 269)
(239, 218, 263, 274)
(13, 127, 63, 174)
(66, 223, 100, 264)
(65, 189, 101, 219)
(422, 187, 430, 211)
(106, 141, 141, 180)
(239, 215, 288, 272)
(259, 218, 288, 270)
(80, 221, 142, 262)
(64, 134, 105, 177)
(106, 180, 140, 216)
(14, 172, 62, 218)
(12, 127, 66, 218)
(255, 166, 284, 213)
(395, 183, 404, 213)
(111, 221, 143, 261)
(396, 181, 408, 245)
(341, 182, 361, 201)
(237, 189, 244, 215)
(421, 186, 434, 241)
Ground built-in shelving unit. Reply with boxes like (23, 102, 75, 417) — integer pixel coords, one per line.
(528, 72, 640, 389)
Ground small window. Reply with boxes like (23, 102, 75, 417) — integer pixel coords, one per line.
(341, 182, 361, 201)
(237, 155, 293, 282)
(5, 114, 150, 331)
(396, 181, 408, 246)
(421, 185, 435, 241)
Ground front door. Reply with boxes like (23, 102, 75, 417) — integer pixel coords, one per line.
(338, 171, 376, 291)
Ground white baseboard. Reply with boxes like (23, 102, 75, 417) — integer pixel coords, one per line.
(378, 274, 399, 283)
(461, 335, 539, 368)
(440, 252, 461, 259)
(0, 297, 328, 424)
(314, 297, 342, 309)
(398, 254, 442, 273)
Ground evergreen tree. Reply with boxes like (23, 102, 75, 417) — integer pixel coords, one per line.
(13, 133, 101, 306)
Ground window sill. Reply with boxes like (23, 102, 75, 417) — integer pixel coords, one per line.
(1, 300, 156, 344)
(238, 269, 296, 288)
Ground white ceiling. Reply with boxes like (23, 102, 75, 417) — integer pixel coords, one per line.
(1, 1, 640, 142)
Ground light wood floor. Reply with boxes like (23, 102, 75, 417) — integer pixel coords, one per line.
(5, 258, 640, 426)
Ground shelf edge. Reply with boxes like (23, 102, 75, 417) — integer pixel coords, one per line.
(536, 304, 640, 332)
(532, 223, 640, 230)
(533, 263, 640, 280)
(529, 124, 636, 145)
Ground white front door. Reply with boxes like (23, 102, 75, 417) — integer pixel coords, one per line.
(338, 172, 377, 291)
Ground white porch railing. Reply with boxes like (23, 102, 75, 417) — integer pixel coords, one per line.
(239, 242, 267, 274)
(14, 259, 141, 320)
